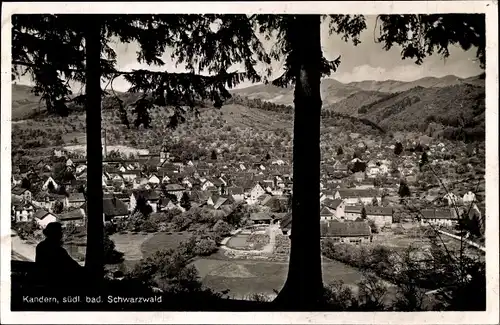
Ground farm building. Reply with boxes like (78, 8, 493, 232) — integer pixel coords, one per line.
(66, 192, 86, 209)
(365, 206, 393, 228)
(58, 209, 86, 227)
(320, 221, 371, 244)
(334, 188, 380, 206)
(250, 212, 273, 225)
(420, 208, 459, 227)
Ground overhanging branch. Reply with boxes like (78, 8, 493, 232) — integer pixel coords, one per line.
(12, 60, 249, 85)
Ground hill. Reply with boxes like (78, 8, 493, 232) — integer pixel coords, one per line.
(11, 73, 486, 142)
(345, 75, 474, 93)
(11, 84, 46, 120)
(231, 79, 362, 107)
(357, 83, 485, 140)
(231, 74, 485, 107)
(327, 90, 388, 116)
(232, 74, 485, 139)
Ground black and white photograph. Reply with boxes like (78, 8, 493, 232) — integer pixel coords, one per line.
(1, 1, 498, 324)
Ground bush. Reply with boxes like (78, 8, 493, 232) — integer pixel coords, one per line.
(150, 212, 173, 224)
(212, 220, 231, 238)
(104, 234, 124, 264)
(15, 220, 39, 240)
(104, 222, 117, 236)
(193, 238, 217, 256)
(368, 220, 379, 234)
(142, 219, 159, 233)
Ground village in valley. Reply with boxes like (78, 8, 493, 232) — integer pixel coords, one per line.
(10, 89, 486, 299)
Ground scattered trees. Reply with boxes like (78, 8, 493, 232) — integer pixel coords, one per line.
(398, 180, 411, 200)
(180, 192, 191, 211)
(419, 151, 429, 170)
(21, 178, 31, 190)
(394, 142, 403, 155)
(13, 220, 39, 240)
(103, 233, 124, 264)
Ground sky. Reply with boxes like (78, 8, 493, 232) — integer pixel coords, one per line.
(15, 15, 484, 92)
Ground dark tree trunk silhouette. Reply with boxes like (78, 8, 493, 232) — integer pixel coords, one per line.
(275, 15, 323, 309)
(83, 17, 104, 282)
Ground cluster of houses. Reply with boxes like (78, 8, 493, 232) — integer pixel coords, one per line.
(11, 147, 295, 229)
(11, 141, 483, 245)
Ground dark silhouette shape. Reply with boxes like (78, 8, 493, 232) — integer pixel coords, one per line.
(35, 222, 84, 289)
(419, 151, 429, 170)
(394, 142, 403, 155)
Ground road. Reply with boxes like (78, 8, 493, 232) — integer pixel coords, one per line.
(11, 232, 36, 262)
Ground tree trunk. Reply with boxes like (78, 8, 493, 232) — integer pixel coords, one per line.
(274, 15, 324, 309)
(83, 17, 104, 283)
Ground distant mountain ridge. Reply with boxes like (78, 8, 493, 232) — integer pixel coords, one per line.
(12, 73, 485, 136)
(230, 73, 485, 106)
(231, 73, 485, 139)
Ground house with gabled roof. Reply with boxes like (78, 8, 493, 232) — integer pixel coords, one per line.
(189, 190, 211, 205)
(365, 206, 393, 228)
(247, 182, 266, 205)
(334, 188, 380, 206)
(58, 208, 85, 227)
(463, 191, 477, 205)
(163, 183, 185, 200)
(355, 179, 375, 190)
(257, 193, 273, 206)
(322, 198, 345, 220)
(11, 199, 35, 222)
(54, 148, 67, 157)
(320, 206, 336, 220)
(201, 179, 215, 192)
(148, 174, 161, 185)
(250, 212, 273, 225)
(12, 175, 23, 187)
(320, 190, 335, 202)
(213, 196, 234, 210)
(33, 209, 58, 229)
(132, 177, 149, 189)
(227, 187, 244, 202)
(122, 170, 142, 182)
(443, 192, 459, 206)
(129, 190, 161, 213)
(41, 176, 59, 191)
(66, 192, 86, 209)
(320, 221, 371, 244)
(420, 208, 458, 227)
(12, 186, 32, 202)
(344, 205, 363, 221)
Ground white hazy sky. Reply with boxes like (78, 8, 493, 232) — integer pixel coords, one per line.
(15, 15, 483, 92)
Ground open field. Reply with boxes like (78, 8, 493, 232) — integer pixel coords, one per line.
(110, 232, 156, 261)
(140, 231, 192, 258)
(372, 229, 465, 253)
(63, 144, 149, 156)
(219, 104, 292, 132)
(192, 256, 366, 299)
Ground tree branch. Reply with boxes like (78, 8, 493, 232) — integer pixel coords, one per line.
(12, 60, 248, 83)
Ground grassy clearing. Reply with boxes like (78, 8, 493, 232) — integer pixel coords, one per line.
(110, 232, 155, 261)
(192, 257, 366, 298)
(140, 231, 192, 258)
